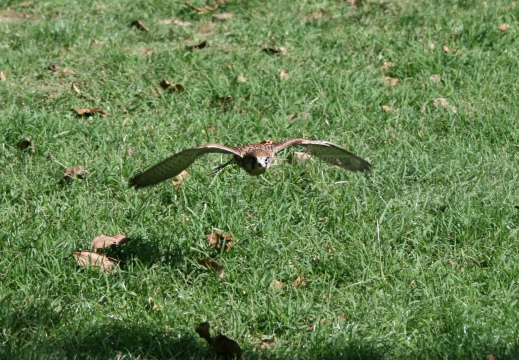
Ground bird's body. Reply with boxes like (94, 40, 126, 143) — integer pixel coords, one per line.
(130, 138, 371, 188)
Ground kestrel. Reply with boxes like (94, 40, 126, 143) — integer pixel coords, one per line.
(129, 138, 371, 188)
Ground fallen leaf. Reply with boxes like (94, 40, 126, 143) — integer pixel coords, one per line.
(140, 48, 153, 56)
(261, 46, 287, 55)
(184, 0, 220, 13)
(279, 69, 289, 80)
(73, 250, 116, 274)
(289, 152, 313, 164)
(212, 13, 233, 20)
(428, 42, 436, 50)
(0, 71, 6, 81)
(196, 322, 243, 359)
(91, 234, 130, 250)
(384, 77, 399, 86)
(159, 80, 185, 92)
(130, 20, 149, 32)
(91, 40, 106, 46)
(349, 0, 360, 8)
(288, 113, 298, 121)
(498, 23, 510, 32)
(70, 82, 80, 93)
(443, 45, 461, 55)
(433, 98, 457, 113)
(237, 73, 247, 83)
(197, 258, 222, 271)
(430, 74, 441, 82)
(59, 166, 89, 184)
(17, 138, 35, 153)
(147, 296, 163, 312)
(174, 19, 192, 26)
(20, 2, 32, 6)
(208, 125, 217, 133)
(187, 40, 207, 50)
(159, 19, 174, 24)
(306, 325, 315, 331)
(206, 232, 232, 252)
(381, 62, 393, 71)
(200, 23, 215, 34)
(172, 170, 189, 188)
(293, 275, 307, 287)
(269, 280, 285, 290)
(381, 105, 392, 112)
(213, 96, 233, 107)
(74, 108, 108, 116)
(486, 354, 496, 360)
(62, 68, 76, 75)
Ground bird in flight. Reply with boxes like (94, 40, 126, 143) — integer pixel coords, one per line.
(129, 138, 371, 188)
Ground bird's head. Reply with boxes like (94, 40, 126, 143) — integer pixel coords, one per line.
(242, 155, 271, 175)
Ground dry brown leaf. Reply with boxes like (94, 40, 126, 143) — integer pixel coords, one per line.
(306, 325, 315, 331)
(208, 125, 217, 133)
(184, 0, 220, 13)
(0, 71, 6, 81)
(279, 69, 289, 80)
(130, 20, 149, 32)
(140, 48, 153, 56)
(174, 19, 192, 26)
(17, 138, 35, 153)
(212, 13, 233, 20)
(384, 77, 399, 86)
(70, 82, 80, 93)
(430, 74, 441, 83)
(62, 68, 76, 75)
(91, 40, 106, 46)
(172, 170, 190, 188)
(196, 322, 243, 359)
(288, 113, 298, 121)
(289, 152, 313, 164)
(91, 234, 130, 250)
(498, 23, 510, 32)
(159, 19, 174, 25)
(74, 108, 108, 116)
(159, 80, 185, 92)
(443, 45, 461, 55)
(187, 40, 207, 50)
(433, 98, 457, 113)
(269, 280, 285, 290)
(293, 275, 307, 287)
(213, 96, 233, 107)
(381, 105, 392, 112)
(261, 46, 287, 55)
(73, 250, 116, 274)
(59, 166, 89, 184)
(197, 258, 222, 271)
(147, 296, 163, 312)
(381, 61, 393, 71)
(206, 232, 233, 252)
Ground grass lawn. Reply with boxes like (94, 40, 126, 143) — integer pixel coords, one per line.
(1, 0, 519, 358)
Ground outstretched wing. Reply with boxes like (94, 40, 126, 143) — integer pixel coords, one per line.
(271, 138, 371, 172)
(130, 144, 241, 188)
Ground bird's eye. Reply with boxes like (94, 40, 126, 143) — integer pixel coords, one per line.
(265, 157, 269, 163)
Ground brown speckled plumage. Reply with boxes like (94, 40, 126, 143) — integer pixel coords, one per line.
(129, 138, 371, 188)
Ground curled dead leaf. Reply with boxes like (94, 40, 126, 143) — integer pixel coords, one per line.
(140, 48, 153, 56)
(159, 80, 185, 92)
(91, 39, 106, 46)
(70, 82, 80, 93)
(498, 23, 510, 32)
(172, 170, 189, 188)
(293, 275, 307, 287)
(433, 98, 457, 113)
(443, 45, 461, 55)
(206, 232, 232, 252)
(384, 77, 399, 86)
(261, 46, 287, 55)
(381, 105, 392, 112)
(73, 250, 116, 274)
(91, 234, 130, 250)
(212, 13, 233, 20)
(279, 69, 289, 80)
(17, 138, 35, 153)
(306, 325, 315, 332)
(0, 71, 6, 81)
(196, 322, 243, 359)
(187, 40, 207, 50)
(59, 166, 89, 184)
(130, 20, 149, 32)
(74, 108, 108, 116)
(197, 258, 222, 271)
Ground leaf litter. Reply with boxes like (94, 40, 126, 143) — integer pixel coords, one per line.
(73, 250, 117, 274)
(206, 232, 233, 252)
(59, 166, 89, 184)
(91, 234, 130, 250)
